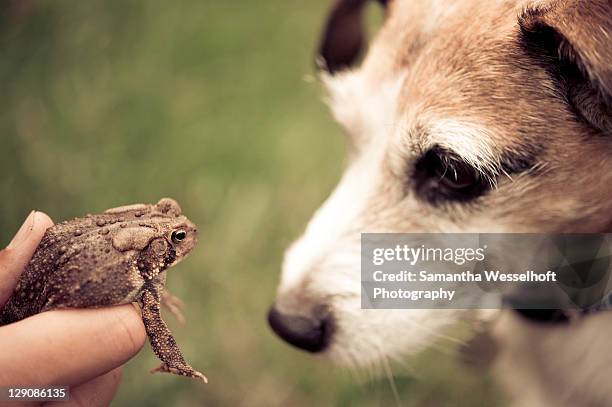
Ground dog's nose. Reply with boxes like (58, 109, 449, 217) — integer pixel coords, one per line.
(267, 306, 330, 353)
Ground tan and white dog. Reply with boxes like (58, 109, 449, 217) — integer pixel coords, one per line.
(268, 0, 612, 405)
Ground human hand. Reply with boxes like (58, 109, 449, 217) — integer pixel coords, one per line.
(0, 211, 147, 407)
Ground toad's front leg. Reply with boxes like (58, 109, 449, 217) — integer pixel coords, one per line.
(162, 290, 186, 324)
(140, 286, 207, 382)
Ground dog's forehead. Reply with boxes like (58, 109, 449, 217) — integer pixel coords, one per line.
(364, 0, 522, 77)
(324, 0, 608, 182)
(357, 0, 565, 152)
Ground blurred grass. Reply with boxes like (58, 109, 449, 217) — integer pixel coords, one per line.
(0, 1, 504, 406)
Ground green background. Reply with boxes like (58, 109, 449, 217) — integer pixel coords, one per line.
(0, 1, 503, 405)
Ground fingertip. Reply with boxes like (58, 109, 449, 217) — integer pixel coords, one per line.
(33, 211, 54, 230)
(108, 304, 147, 357)
(0, 211, 54, 306)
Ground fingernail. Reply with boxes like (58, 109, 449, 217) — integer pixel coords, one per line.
(7, 211, 36, 250)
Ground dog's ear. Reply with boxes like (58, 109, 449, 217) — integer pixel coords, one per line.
(317, 0, 388, 74)
(519, 0, 612, 134)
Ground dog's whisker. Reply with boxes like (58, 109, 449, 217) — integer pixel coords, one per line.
(379, 345, 402, 407)
(428, 330, 466, 346)
(501, 168, 514, 182)
(427, 340, 460, 356)
(401, 315, 463, 344)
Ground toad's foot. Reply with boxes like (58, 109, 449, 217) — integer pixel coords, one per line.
(151, 363, 208, 383)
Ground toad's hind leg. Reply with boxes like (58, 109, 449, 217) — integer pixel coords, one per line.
(140, 287, 207, 383)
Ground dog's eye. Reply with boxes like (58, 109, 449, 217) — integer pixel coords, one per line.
(413, 147, 489, 204)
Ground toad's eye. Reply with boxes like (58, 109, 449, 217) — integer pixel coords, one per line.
(171, 230, 187, 243)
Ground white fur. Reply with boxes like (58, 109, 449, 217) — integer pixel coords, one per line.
(492, 311, 612, 407)
(277, 69, 467, 368)
(321, 69, 406, 143)
(429, 119, 501, 186)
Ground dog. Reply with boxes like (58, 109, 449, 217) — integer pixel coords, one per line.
(268, 0, 612, 405)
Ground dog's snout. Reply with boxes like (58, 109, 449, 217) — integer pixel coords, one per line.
(267, 306, 331, 353)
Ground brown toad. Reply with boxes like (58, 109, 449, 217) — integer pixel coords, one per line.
(0, 198, 206, 382)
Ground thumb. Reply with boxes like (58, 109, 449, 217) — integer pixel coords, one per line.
(0, 211, 54, 307)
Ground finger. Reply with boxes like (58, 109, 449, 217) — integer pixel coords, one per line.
(0, 304, 146, 386)
(0, 211, 54, 306)
(44, 367, 123, 407)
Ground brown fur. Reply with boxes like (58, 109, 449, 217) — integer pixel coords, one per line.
(323, 0, 612, 232)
